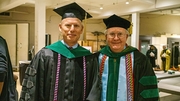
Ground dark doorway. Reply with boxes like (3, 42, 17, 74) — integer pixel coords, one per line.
(139, 36, 152, 55)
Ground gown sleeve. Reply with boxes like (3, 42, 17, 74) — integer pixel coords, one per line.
(133, 50, 159, 101)
(86, 54, 101, 101)
(0, 38, 7, 98)
(0, 36, 17, 101)
(19, 48, 52, 101)
(0, 40, 7, 83)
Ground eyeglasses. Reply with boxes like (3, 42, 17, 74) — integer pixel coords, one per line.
(107, 33, 126, 38)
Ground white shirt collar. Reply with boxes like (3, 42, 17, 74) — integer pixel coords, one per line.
(61, 40, 78, 49)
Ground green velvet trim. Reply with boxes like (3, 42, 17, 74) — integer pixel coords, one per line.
(100, 45, 137, 101)
(140, 89, 159, 98)
(139, 76, 158, 86)
(106, 58, 120, 101)
(99, 45, 137, 58)
(46, 41, 91, 58)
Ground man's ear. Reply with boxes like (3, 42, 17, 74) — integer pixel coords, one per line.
(126, 34, 128, 39)
(81, 25, 84, 31)
(105, 34, 107, 39)
(59, 23, 62, 32)
(80, 25, 84, 34)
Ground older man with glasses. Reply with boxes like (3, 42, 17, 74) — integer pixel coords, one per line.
(95, 14, 159, 101)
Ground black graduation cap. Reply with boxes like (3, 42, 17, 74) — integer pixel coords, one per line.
(53, 2, 92, 21)
(103, 14, 131, 29)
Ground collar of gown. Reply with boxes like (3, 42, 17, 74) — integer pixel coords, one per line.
(46, 41, 92, 58)
(99, 44, 137, 58)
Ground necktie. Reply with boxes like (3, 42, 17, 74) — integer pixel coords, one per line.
(69, 47, 73, 50)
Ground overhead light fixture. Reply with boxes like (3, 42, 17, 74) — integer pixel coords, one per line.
(100, 4, 103, 10)
(126, 0, 129, 4)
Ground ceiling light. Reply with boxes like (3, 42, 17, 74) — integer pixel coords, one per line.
(126, 0, 129, 4)
(100, 4, 103, 10)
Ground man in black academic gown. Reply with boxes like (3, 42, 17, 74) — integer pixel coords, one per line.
(146, 45, 157, 68)
(0, 36, 18, 101)
(170, 43, 179, 70)
(96, 14, 159, 101)
(19, 2, 100, 101)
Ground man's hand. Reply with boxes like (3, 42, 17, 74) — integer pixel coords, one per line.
(0, 82, 4, 95)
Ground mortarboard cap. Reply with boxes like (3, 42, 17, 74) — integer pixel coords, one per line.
(103, 14, 131, 29)
(53, 2, 92, 21)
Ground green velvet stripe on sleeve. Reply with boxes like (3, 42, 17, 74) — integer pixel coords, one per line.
(139, 76, 158, 86)
(140, 89, 159, 98)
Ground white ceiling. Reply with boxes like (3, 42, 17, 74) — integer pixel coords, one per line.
(1, 0, 180, 19)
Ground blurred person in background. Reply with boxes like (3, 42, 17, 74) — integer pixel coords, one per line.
(146, 45, 158, 70)
(0, 36, 18, 101)
(170, 43, 179, 71)
(160, 45, 171, 73)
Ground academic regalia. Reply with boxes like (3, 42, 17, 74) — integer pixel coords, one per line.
(160, 48, 171, 72)
(0, 36, 17, 101)
(171, 45, 179, 68)
(146, 47, 157, 68)
(19, 41, 100, 101)
(99, 14, 159, 101)
(96, 46, 159, 101)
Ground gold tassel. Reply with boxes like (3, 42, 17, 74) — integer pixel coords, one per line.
(128, 22, 133, 35)
(83, 13, 87, 42)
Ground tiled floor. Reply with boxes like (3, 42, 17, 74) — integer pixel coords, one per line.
(14, 70, 180, 101)
(155, 70, 180, 101)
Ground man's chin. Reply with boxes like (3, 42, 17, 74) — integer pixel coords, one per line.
(112, 46, 121, 49)
(67, 38, 75, 41)
(110, 46, 123, 52)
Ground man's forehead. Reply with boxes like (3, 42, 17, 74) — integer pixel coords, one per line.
(107, 27, 126, 32)
(61, 18, 82, 24)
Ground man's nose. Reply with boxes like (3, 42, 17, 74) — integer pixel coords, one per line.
(70, 25, 75, 30)
(114, 34, 119, 39)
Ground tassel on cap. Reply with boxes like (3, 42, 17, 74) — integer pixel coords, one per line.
(128, 22, 133, 35)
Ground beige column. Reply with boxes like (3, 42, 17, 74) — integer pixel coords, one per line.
(131, 13, 140, 48)
(34, 0, 46, 53)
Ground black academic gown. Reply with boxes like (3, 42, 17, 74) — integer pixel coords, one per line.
(19, 41, 100, 101)
(96, 46, 159, 101)
(146, 49, 157, 67)
(133, 50, 159, 101)
(171, 46, 179, 68)
(0, 36, 17, 101)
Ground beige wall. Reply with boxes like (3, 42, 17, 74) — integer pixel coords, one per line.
(1, 6, 180, 52)
(0, 23, 29, 67)
(140, 14, 180, 35)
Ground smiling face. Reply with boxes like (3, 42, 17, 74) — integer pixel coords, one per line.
(59, 18, 83, 46)
(106, 27, 128, 53)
